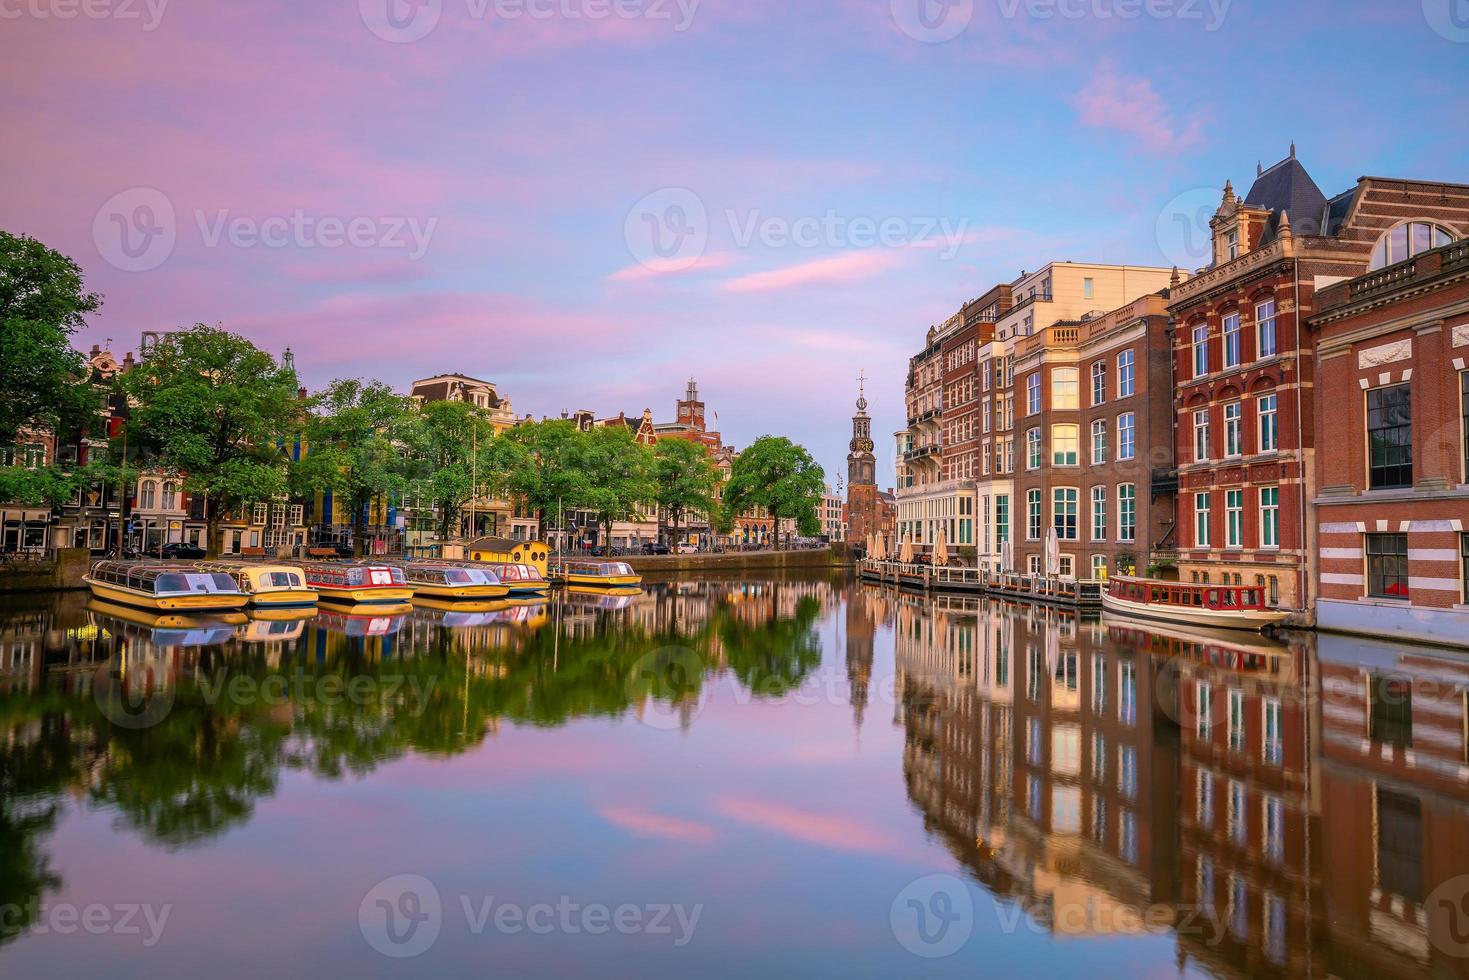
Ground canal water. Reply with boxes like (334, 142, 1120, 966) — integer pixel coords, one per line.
(0, 573, 1465, 979)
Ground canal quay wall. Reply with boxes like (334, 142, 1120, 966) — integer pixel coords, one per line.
(625, 546, 853, 575)
(0, 549, 90, 593)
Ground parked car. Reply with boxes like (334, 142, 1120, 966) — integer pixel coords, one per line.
(159, 542, 206, 560)
(642, 542, 670, 555)
(677, 543, 698, 555)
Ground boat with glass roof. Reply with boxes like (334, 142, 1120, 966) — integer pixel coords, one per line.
(297, 561, 414, 605)
(403, 561, 512, 600)
(83, 560, 250, 612)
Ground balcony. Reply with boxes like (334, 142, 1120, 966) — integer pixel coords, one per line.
(1014, 324, 1082, 359)
(906, 407, 942, 428)
(903, 444, 939, 461)
(1150, 466, 1179, 496)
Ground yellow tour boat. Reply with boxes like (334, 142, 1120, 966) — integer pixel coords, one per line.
(84, 560, 249, 613)
(298, 562, 414, 605)
(404, 561, 512, 600)
(196, 561, 317, 608)
(550, 559, 642, 589)
(466, 561, 551, 596)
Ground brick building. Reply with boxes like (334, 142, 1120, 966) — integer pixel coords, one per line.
(1309, 236, 1469, 645)
(1167, 150, 1469, 620)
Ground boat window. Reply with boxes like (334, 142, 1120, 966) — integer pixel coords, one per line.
(1207, 590, 1221, 608)
(264, 571, 301, 588)
(444, 568, 497, 585)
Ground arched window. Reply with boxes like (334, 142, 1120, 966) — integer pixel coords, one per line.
(140, 481, 156, 509)
(1369, 220, 1458, 270)
(163, 482, 178, 510)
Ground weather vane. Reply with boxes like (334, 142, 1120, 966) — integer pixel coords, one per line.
(856, 368, 867, 397)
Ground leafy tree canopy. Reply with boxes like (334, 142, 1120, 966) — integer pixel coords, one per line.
(725, 435, 825, 549)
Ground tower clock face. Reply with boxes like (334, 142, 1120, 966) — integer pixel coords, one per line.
(860, 439, 874, 452)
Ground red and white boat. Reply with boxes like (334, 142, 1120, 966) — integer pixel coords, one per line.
(1101, 575, 1290, 632)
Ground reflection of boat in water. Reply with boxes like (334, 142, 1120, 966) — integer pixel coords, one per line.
(550, 560, 642, 589)
(86, 599, 244, 646)
(1101, 576, 1290, 632)
(236, 615, 312, 643)
(195, 561, 317, 608)
(313, 604, 408, 637)
(84, 560, 249, 612)
(411, 598, 548, 628)
(562, 585, 642, 609)
(1103, 612, 1296, 680)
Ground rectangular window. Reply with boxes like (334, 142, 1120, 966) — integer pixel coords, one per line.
(1083, 276, 1094, 299)
(996, 495, 1010, 544)
(1117, 350, 1135, 398)
(1223, 312, 1242, 369)
(1225, 228, 1239, 260)
(1260, 487, 1279, 548)
(1091, 487, 1108, 541)
(1368, 384, 1413, 489)
(1052, 424, 1079, 466)
(1194, 409, 1210, 462)
(1027, 373, 1042, 416)
(1258, 394, 1278, 453)
(1224, 402, 1243, 457)
(1027, 428, 1042, 470)
(1367, 533, 1409, 600)
(1193, 323, 1209, 378)
(983, 400, 992, 433)
(1461, 371, 1468, 481)
(1256, 299, 1277, 358)
(1462, 533, 1469, 604)
(1118, 484, 1136, 542)
(1369, 674, 1413, 746)
(1225, 490, 1243, 547)
(1195, 492, 1212, 547)
(1091, 420, 1108, 465)
(1117, 413, 1135, 461)
(1027, 490, 1042, 541)
(1091, 361, 1106, 406)
(1052, 367, 1079, 411)
(1054, 488, 1078, 541)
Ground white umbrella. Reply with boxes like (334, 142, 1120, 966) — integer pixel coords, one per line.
(934, 526, 949, 568)
(1045, 527, 1061, 578)
(1001, 539, 1013, 574)
(900, 535, 914, 565)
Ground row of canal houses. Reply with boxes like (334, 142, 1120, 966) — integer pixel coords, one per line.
(896, 147, 1469, 646)
(880, 590, 1469, 979)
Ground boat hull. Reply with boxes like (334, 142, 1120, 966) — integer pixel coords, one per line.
(410, 583, 512, 600)
(558, 574, 643, 589)
(310, 585, 415, 605)
(84, 578, 249, 613)
(247, 590, 319, 608)
(1100, 590, 1290, 632)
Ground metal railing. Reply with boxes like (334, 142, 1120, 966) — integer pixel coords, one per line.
(858, 559, 1104, 605)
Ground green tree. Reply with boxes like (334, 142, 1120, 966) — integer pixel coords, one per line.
(502, 420, 592, 540)
(124, 326, 299, 557)
(582, 426, 655, 551)
(294, 379, 414, 557)
(403, 399, 518, 543)
(0, 231, 101, 447)
(724, 436, 825, 550)
(651, 438, 720, 548)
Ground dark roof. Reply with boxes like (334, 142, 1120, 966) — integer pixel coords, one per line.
(1322, 189, 1356, 237)
(1246, 156, 1329, 242)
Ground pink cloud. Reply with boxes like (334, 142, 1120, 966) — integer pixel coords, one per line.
(598, 805, 718, 844)
(720, 251, 900, 293)
(605, 251, 736, 282)
(716, 797, 896, 855)
(1073, 59, 1206, 155)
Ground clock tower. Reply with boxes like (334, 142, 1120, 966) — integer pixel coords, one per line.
(845, 372, 880, 546)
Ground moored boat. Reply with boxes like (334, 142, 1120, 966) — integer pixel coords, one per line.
(1101, 575, 1290, 632)
(196, 561, 317, 607)
(298, 561, 414, 605)
(83, 560, 249, 613)
(465, 561, 551, 596)
(404, 561, 511, 600)
(550, 559, 642, 589)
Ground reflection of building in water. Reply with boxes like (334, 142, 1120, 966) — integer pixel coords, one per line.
(844, 589, 876, 730)
(1317, 635, 1469, 979)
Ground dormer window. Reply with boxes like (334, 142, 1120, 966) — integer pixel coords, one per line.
(1369, 221, 1457, 270)
(1225, 229, 1239, 261)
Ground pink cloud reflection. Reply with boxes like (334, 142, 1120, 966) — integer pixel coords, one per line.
(598, 805, 718, 844)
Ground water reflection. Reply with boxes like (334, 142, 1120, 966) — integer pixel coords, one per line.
(1, 580, 1468, 976)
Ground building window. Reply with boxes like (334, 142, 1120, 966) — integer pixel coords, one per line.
(140, 481, 156, 509)
(1367, 533, 1409, 600)
(1118, 484, 1136, 543)
(1117, 413, 1135, 461)
(163, 482, 179, 510)
(1054, 488, 1078, 541)
(1368, 220, 1457, 270)
(1083, 276, 1094, 299)
(1052, 367, 1079, 410)
(996, 495, 1010, 544)
(1367, 384, 1413, 489)
(1258, 394, 1278, 453)
(1091, 487, 1108, 542)
(1027, 373, 1042, 415)
(1260, 487, 1279, 549)
(1027, 490, 1043, 541)
(1026, 428, 1042, 470)
(1462, 534, 1469, 603)
(1225, 489, 1243, 548)
(1092, 420, 1108, 465)
(1091, 554, 1108, 579)
(983, 400, 992, 433)
(1224, 402, 1243, 457)
(253, 501, 268, 526)
(1195, 492, 1212, 547)
(1192, 322, 1209, 378)
(1223, 312, 1242, 369)
(1256, 299, 1277, 358)
(1091, 361, 1107, 406)
(1117, 350, 1135, 398)
(1052, 424, 1079, 466)
(1225, 228, 1239, 261)
(1369, 674, 1413, 746)
(1461, 371, 1468, 481)
(1193, 409, 1210, 462)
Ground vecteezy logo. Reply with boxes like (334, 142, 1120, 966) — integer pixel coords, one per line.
(359, 0, 443, 43)
(1423, 0, 1469, 42)
(1155, 187, 1222, 272)
(92, 654, 176, 730)
(623, 188, 708, 273)
(359, 874, 443, 958)
(890, 0, 973, 43)
(890, 873, 974, 958)
(93, 188, 176, 273)
(626, 645, 710, 731)
(1426, 875, 1469, 957)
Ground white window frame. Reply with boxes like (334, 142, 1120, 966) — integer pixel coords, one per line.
(1224, 402, 1243, 458)
(1194, 409, 1210, 462)
(1225, 488, 1244, 549)
(1118, 484, 1136, 543)
(1117, 349, 1135, 398)
(1258, 393, 1278, 453)
(1117, 412, 1136, 461)
(1260, 487, 1280, 549)
(1091, 361, 1107, 406)
(1195, 492, 1212, 547)
(1091, 486, 1108, 542)
(1192, 323, 1209, 378)
(1223, 312, 1242, 369)
(1256, 298, 1277, 358)
(1092, 419, 1108, 465)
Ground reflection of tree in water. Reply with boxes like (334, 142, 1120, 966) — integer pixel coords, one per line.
(718, 590, 823, 697)
(0, 701, 71, 947)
